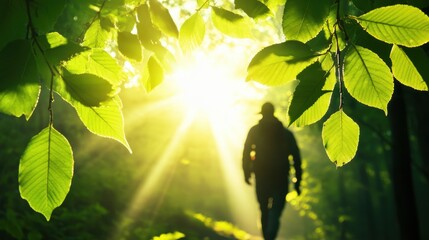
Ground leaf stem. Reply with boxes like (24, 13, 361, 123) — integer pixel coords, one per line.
(334, 0, 344, 110)
(25, 0, 55, 127)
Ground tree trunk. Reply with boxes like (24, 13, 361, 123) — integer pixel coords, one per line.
(356, 159, 376, 240)
(407, 90, 429, 181)
(388, 82, 420, 240)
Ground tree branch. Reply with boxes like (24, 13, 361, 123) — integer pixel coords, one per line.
(25, 0, 55, 127)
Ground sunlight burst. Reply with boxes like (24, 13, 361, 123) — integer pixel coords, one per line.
(167, 45, 264, 122)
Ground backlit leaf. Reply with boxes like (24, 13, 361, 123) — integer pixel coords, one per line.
(34, 33, 87, 88)
(73, 97, 132, 153)
(282, 0, 331, 43)
(211, 7, 253, 38)
(150, 44, 176, 72)
(137, 3, 162, 48)
(37, 32, 87, 67)
(390, 45, 428, 91)
(401, 47, 429, 86)
(61, 71, 114, 107)
(322, 110, 360, 167)
(54, 73, 131, 152)
(118, 31, 142, 61)
(0, 40, 40, 120)
(247, 40, 319, 86)
(149, 0, 178, 38)
(115, 7, 137, 32)
(82, 18, 111, 48)
(289, 61, 336, 127)
(45, 32, 68, 48)
(235, 0, 271, 19)
(343, 45, 393, 114)
(197, 0, 209, 8)
(141, 56, 164, 92)
(19, 126, 74, 221)
(355, 5, 429, 47)
(179, 13, 206, 53)
(65, 49, 123, 86)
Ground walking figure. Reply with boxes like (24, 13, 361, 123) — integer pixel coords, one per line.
(242, 102, 302, 240)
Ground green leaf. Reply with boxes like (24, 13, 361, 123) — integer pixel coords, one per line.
(34, 32, 87, 88)
(118, 31, 142, 61)
(137, 3, 162, 48)
(0, 1, 27, 50)
(179, 13, 206, 53)
(322, 110, 360, 167)
(306, 25, 332, 53)
(211, 7, 253, 38)
(149, 0, 178, 38)
(115, 7, 137, 32)
(73, 97, 132, 153)
(150, 44, 176, 72)
(19, 126, 74, 221)
(235, 0, 271, 19)
(264, 0, 287, 12)
(60, 71, 114, 107)
(153, 231, 185, 240)
(82, 18, 111, 48)
(0, 40, 40, 120)
(65, 49, 123, 86)
(37, 32, 87, 66)
(247, 40, 319, 86)
(45, 32, 68, 48)
(355, 4, 429, 47)
(343, 45, 393, 114)
(141, 56, 164, 92)
(197, 0, 210, 8)
(390, 45, 428, 91)
(401, 47, 429, 86)
(289, 61, 336, 127)
(282, 0, 331, 43)
(30, 0, 66, 34)
(54, 74, 131, 152)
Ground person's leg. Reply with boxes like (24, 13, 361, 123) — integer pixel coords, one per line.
(266, 192, 286, 239)
(256, 180, 270, 239)
(259, 197, 269, 239)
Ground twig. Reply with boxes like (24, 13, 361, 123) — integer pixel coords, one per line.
(333, 0, 351, 111)
(196, 0, 210, 12)
(77, 0, 107, 42)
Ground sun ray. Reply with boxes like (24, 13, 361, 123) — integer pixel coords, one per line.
(207, 113, 262, 234)
(111, 110, 195, 239)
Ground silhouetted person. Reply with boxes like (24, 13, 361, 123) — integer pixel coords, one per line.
(242, 102, 302, 240)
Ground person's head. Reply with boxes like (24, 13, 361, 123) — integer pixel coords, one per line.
(260, 102, 275, 117)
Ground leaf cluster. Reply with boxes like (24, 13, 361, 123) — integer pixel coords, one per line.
(244, 0, 429, 166)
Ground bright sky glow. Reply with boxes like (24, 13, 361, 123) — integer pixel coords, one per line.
(167, 44, 266, 123)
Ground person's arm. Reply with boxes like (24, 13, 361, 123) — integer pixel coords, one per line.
(242, 128, 254, 185)
(287, 130, 302, 194)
